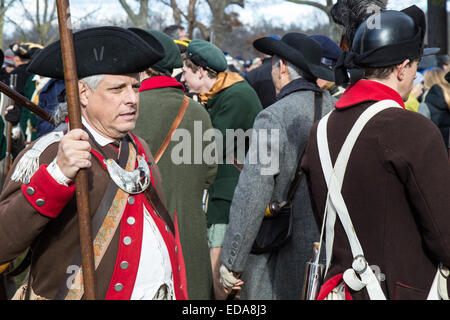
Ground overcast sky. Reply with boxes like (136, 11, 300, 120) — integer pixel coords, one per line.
(4, 0, 430, 35)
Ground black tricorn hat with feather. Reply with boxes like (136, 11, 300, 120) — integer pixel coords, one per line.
(331, 0, 387, 48)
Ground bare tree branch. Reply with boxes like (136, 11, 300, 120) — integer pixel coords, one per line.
(285, 0, 328, 13)
(0, 0, 18, 47)
(117, 0, 149, 28)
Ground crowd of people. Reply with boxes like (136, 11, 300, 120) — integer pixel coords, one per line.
(0, 0, 449, 301)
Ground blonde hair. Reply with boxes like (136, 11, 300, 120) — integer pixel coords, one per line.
(424, 68, 450, 109)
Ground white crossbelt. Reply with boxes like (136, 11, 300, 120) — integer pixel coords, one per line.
(316, 100, 446, 300)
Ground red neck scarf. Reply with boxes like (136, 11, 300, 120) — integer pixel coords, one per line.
(335, 80, 405, 109)
(139, 76, 185, 92)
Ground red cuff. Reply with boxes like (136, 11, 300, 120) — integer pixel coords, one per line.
(22, 164, 75, 219)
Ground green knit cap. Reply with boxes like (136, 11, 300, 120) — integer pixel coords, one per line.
(186, 39, 227, 72)
(129, 28, 182, 75)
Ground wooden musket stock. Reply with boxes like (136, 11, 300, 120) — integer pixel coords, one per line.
(56, 0, 96, 300)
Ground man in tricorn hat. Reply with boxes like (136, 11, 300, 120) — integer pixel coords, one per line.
(219, 33, 335, 299)
(302, 5, 450, 300)
(5, 42, 43, 157)
(0, 26, 187, 300)
(130, 28, 217, 300)
(181, 39, 262, 299)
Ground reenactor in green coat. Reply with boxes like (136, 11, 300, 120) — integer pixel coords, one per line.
(181, 40, 262, 299)
(131, 29, 217, 299)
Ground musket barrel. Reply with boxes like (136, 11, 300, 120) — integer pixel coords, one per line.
(0, 81, 56, 127)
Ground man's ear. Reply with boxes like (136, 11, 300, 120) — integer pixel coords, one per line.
(198, 66, 207, 80)
(78, 81, 89, 107)
(397, 59, 411, 81)
(279, 59, 289, 77)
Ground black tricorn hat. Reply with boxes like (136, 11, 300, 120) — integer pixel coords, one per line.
(253, 32, 335, 82)
(28, 26, 165, 80)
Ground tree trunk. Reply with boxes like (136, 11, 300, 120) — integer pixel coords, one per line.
(206, 0, 244, 48)
(118, 0, 149, 28)
(165, 0, 209, 40)
(0, 0, 17, 49)
(427, 0, 447, 54)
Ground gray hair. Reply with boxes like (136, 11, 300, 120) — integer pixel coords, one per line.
(53, 101, 68, 126)
(163, 24, 185, 39)
(273, 56, 303, 81)
(79, 74, 105, 91)
(52, 74, 105, 126)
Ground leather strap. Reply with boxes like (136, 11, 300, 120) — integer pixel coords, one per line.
(232, 91, 323, 196)
(316, 100, 402, 300)
(154, 95, 190, 164)
(286, 91, 323, 202)
(144, 184, 175, 236)
(54, 137, 130, 300)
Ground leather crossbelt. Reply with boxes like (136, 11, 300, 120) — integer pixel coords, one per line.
(154, 95, 190, 164)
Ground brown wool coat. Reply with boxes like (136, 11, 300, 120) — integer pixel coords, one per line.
(0, 133, 167, 299)
(302, 102, 450, 300)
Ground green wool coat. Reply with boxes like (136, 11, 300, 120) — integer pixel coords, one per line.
(205, 79, 262, 226)
(134, 82, 217, 300)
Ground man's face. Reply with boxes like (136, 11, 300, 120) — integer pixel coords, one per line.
(5, 65, 15, 73)
(181, 63, 203, 93)
(80, 74, 140, 140)
(399, 60, 419, 101)
(178, 29, 188, 41)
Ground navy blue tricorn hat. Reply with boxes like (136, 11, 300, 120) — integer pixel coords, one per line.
(28, 26, 165, 80)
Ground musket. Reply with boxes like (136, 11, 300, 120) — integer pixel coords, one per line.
(0, 81, 56, 127)
(4, 74, 16, 175)
(0, 76, 57, 279)
(56, 0, 96, 300)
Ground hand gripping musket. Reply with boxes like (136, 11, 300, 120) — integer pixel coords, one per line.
(56, 0, 96, 300)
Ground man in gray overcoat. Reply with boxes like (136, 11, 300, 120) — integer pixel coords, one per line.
(219, 33, 336, 299)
